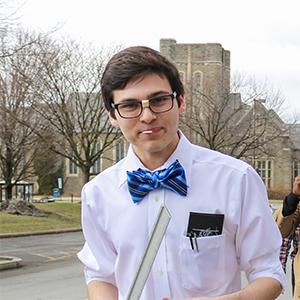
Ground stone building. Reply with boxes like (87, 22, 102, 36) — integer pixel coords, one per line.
(159, 38, 300, 198)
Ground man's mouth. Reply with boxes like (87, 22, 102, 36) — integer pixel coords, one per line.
(142, 130, 153, 134)
(141, 127, 162, 134)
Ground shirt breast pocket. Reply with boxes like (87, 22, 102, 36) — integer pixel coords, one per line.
(179, 234, 226, 294)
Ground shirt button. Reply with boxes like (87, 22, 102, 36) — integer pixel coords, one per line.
(158, 269, 164, 276)
(155, 196, 160, 202)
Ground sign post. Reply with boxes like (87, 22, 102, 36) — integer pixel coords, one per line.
(52, 188, 60, 197)
(58, 177, 63, 189)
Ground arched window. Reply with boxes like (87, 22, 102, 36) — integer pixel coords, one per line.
(192, 71, 203, 96)
(293, 160, 299, 179)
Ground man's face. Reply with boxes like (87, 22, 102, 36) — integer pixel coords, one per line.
(109, 73, 184, 168)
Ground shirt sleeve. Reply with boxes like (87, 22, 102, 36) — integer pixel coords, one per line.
(77, 184, 117, 286)
(235, 166, 286, 288)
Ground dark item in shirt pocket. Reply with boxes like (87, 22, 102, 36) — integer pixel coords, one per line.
(187, 212, 224, 237)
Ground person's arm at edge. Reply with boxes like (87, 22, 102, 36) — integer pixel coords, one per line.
(162, 277, 282, 300)
(88, 280, 118, 300)
(277, 175, 300, 238)
(277, 206, 300, 238)
(282, 175, 300, 218)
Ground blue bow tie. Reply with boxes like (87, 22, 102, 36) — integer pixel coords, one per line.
(127, 160, 188, 204)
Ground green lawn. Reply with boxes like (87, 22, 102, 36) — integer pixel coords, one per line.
(0, 202, 81, 234)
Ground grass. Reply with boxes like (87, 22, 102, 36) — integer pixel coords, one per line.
(0, 202, 81, 234)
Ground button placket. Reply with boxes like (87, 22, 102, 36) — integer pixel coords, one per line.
(147, 189, 170, 298)
(154, 235, 169, 297)
(158, 268, 164, 276)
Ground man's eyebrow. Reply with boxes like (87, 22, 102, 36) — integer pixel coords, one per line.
(148, 91, 171, 98)
(117, 98, 139, 104)
(116, 90, 171, 103)
(118, 91, 170, 103)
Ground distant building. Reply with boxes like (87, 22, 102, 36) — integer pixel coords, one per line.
(160, 38, 300, 198)
(63, 138, 128, 195)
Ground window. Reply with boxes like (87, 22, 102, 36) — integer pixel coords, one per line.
(90, 143, 101, 174)
(115, 140, 125, 162)
(68, 158, 78, 175)
(192, 71, 204, 116)
(192, 71, 203, 94)
(179, 71, 186, 85)
(193, 132, 202, 145)
(293, 160, 299, 179)
(255, 159, 273, 188)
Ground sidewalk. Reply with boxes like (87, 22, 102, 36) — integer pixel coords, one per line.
(32, 195, 81, 203)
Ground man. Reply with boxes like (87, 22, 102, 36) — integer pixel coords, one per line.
(78, 46, 285, 300)
(277, 175, 300, 300)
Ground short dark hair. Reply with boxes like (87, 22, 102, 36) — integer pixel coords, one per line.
(101, 46, 184, 118)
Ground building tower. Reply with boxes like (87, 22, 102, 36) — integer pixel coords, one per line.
(160, 39, 231, 139)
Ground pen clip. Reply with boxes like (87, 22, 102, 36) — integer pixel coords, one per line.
(188, 232, 194, 250)
(193, 232, 199, 252)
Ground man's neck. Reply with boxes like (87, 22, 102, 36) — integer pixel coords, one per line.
(137, 154, 169, 171)
(133, 134, 181, 170)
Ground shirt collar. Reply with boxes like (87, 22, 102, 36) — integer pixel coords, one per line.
(117, 130, 193, 188)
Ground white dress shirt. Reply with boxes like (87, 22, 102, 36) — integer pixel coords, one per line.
(78, 132, 285, 299)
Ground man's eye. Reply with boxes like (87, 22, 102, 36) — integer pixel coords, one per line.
(119, 102, 140, 110)
(151, 95, 170, 105)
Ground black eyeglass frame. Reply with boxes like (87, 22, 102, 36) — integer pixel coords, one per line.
(111, 91, 177, 119)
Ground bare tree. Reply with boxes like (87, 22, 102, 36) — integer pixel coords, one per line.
(0, 0, 28, 58)
(0, 0, 60, 58)
(0, 30, 43, 200)
(29, 38, 122, 185)
(181, 72, 290, 161)
(33, 134, 63, 194)
(0, 0, 17, 30)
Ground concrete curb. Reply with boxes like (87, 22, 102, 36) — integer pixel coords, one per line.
(0, 256, 23, 270)
(0, 227, 82, 239)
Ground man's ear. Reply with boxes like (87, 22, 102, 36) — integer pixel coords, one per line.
(179, 94, 185, 113)
(107, 110, 119, 127)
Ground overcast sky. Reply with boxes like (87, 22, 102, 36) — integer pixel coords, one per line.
(14, 0, 300, 122)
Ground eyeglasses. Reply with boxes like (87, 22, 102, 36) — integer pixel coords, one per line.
(111, 92, 177, 119)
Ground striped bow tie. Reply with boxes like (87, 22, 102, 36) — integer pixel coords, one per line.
(127, 160, 188, 204)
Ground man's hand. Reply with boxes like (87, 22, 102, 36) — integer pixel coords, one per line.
(292, 175, 300, 196)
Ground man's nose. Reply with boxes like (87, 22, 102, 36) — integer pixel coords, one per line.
(139, 107, 156, 123)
